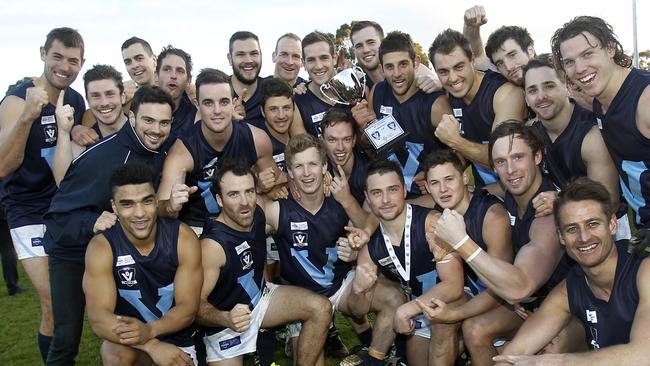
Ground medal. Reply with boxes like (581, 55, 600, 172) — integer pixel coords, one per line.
(381, 204, 412, 294)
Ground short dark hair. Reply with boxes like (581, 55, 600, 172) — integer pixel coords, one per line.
(551, 16, 632, 71)
(363, 159, 405, 191)
(422, 149, 466, 177)
(261, 78, 294, 108)
(229, 31, 260, 54)
(488, 121, 545, 168)
(351, 21, 385, 41)
(275, 33, 301, 53)
(195, 68, 231, 101)
(44, 27, 85, 57)
(156, 45, 193, 79)
(83, 64, 124, 96)
(130, 85, 174, 116)
(379, 31, 416, 64)
(121, 37, 154, 56)
(485, 26, 534, 64)
(110, 161, 154, 196)
(522, 57, 566, 86)
(211, 158, 257, 196)
(429, 29, 473, 67)
(554, 177, 613, 228)
(285, 133, 326, 166)
(320, 108, 358, 138)
(302, 31, 335, 58)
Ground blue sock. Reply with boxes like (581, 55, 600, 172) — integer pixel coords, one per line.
(38, 333, 52, 363)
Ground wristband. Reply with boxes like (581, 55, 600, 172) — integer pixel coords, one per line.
(452, 234, 470, 250)
(466, 247, 483, 263)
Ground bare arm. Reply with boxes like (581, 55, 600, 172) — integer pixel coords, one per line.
(430, 94, 452, 128)
(493, 83, 527, 124)
(0, 90, 47, 177)
(635, 85, 650, 139)
(196, 238, 230, 328)
(147, 224, 202, 337)
(83, 234, 122, 342)
(289, 103, 307, 136)
(348, 244, 379, 317)
(463, 5, 488, 63)
(435, 114, 493, 167)
(582, 126, 620, 210)
(156, 140, 195, 218)
(499, 281, 573, 356)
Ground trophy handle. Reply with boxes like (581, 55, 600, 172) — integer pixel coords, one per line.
(320, 83, 352, 106)
(352, 66, 366, 99)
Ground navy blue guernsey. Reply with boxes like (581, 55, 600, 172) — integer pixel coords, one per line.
(462, 190, 503, 295)
(179, 121, 258, 227)
(1, 81, 85, 228)
(295, 85, 351, 137)
(593, 68, 650, 228)
(275, 196, 351, 296)
(448, 70, 508, 188)
(105, 218, 194, 347)
(372, 81, 447, 197)
(327, 149, 368, 205)
(256, 122, 287, 172)
(234, 77, 265, 127)
(504, 177, 573, 303)
(201, 206, 266, 334)
(532, 101, 595, 188)
(567, 241, 642, 349)
(367, 204, 439, 298)
(171, 92, 197, 138)
(43, 122, 169, 263)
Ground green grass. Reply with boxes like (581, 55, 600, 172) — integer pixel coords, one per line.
(0, 264, 358, 366)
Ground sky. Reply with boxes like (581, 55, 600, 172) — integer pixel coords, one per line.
(0, 0, 647, 95)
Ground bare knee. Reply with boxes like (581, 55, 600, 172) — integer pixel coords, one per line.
(462, 316, 492, 349)
(305, 294, 332, 324)
(101, 341, 140, 366)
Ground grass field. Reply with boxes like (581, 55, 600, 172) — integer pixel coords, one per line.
(0, 264, 359, 366)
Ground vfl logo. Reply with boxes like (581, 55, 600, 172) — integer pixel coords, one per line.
(118, 267, 138, 287)
(43, 125, 57, 144)
(292, 232, 308, 248)
(202, 156, 219, 179)
(586, 309, 598, 324)
(507, 212, 516, 226)
(590, 326, 600, 349)
(31, 237, 43, 248)
(240, 251, 253, 270)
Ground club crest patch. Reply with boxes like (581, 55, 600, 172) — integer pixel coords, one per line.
(118, 267, 138, 286)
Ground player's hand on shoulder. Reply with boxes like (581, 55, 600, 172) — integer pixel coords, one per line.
(93, 211, 118, 234)
(147, 339, 194, 366)
(265, 184, 289, 200)
(293, 82, 308, 95)
(112, 315, 155, 345)
(257, 167, 278, 192)
(228, 303, 252, 332)
(532, 190, 558, 218)
(414, 64, 442, 94)
(71, 124, 100, 146)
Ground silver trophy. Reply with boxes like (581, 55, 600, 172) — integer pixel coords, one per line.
(320, 66, 366, 106)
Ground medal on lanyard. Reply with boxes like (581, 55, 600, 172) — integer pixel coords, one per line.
(381, 204, 413, 297)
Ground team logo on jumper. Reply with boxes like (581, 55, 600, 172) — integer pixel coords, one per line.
(273, 153, 286, 172)
(240, 251, 253, 270)
(586, 309, 598, 324)
(507, 212, 516, 226)
(379, 105, 393, 116)
(290, 221, 308, 231)
(378, 256, 393, 266)
(202, 156, 219, 179)
(43, 125, 57, 144)
(292, 232, 309, 248)
(236, 241, 250, 255)
(118, 267, 138, 286)
(219, 336, 242, 350)
(116, 255, 135, 266)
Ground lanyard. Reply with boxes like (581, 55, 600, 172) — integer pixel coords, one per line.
(380, 204, 412, 283)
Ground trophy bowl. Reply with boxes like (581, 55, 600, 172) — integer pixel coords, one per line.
(320, 66, 366, 106)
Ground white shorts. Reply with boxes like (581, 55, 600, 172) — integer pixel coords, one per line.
(266, 236, 279, 263)
(412, 313, 431, 339)
(178, 345, 198, 366)
(10, 224, 47, 260)
(190, 225, 203, 237)
(615, 214, 631, 240)
(203, 283, 279, 362)
(288, 270, 355, 337)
